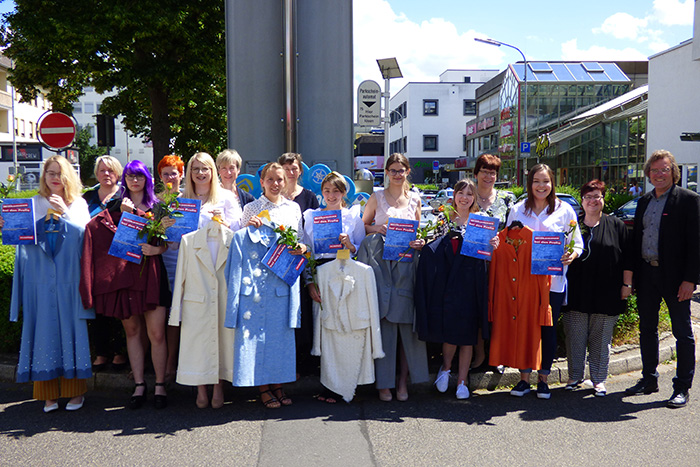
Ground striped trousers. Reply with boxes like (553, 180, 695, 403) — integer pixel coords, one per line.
(563, 311, 618, 384)
(33, 377, 87, 401)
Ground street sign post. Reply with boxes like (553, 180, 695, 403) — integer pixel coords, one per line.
(37, 112, 77, 151)
(520, 142, 531, 153)
(357, 80, 381, 127)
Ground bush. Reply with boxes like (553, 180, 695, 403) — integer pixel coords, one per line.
(415, 184, 438, 191)
(604, 192, 634, 214)
(508, 186, 525, 199)
(612, 293, 671, 346)
(0, 243, 20, 353)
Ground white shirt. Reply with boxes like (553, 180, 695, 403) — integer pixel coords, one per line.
(32, 194, 91, 227)
(198, 189, 242, 231)
(241, 195, 303, 235)
(506, 199, 583, 293)
(302, 204, 366, 259)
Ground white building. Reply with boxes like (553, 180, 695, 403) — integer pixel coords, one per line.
(73, 88, 154, 174)
(387, 69, 499, 184)
(0, 55, 53, 188)
(646, 2, 700, 191)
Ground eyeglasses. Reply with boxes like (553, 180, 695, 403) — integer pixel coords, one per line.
(649, 167, 671, 175)
(161, 172, 181, 179)
(479, 170, 497, 178)
(191, 167, 211, 174)
(45, 171, 61, 178)
(387, 169, 407, 176)
(583, 195, 603, 201)
(126, 174, 146, 181)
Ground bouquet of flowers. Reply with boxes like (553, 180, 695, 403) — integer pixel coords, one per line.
(137, 183, 183, 244)
(273, 223, 300, 248)
(417, 203, 458, 240)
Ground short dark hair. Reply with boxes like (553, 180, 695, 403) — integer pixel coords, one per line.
(474, 154, 502, 176)
(581, 179, 606, 197)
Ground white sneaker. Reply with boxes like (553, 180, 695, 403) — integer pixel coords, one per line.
(456, 382, 470, 399)
(594, 382, 607, 397)
(434, 367, 451, 393)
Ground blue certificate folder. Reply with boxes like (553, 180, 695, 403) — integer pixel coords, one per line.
(531, 231, 565, 276)
(108, 212, 148, 264)
(262, 242, 308, 286)
(311, 210, 342, 254)
(165, 198, 201, 242)
(460, 213, 498, 260)
(383, 217, 418, 262)
(1, 198, 36, 245)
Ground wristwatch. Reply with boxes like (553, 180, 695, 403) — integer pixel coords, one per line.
(623, 283, 632, 288)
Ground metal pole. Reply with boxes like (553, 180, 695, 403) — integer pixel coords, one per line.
(383, 77, 390, 186)
(10, 60, 18, 185)
(283, 0, 297, 153)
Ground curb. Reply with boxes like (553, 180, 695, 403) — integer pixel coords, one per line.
(1, 325, 697, 395)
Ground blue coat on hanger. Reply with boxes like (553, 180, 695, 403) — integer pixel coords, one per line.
(10, 217, 94, 383)
(224, 224, 301, 387)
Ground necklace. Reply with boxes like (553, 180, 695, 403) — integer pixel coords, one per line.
(384, 190, 403, 207)
(478, 190, 494, 204)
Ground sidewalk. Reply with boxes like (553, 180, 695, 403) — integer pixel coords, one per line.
(2, 298, 700, 394)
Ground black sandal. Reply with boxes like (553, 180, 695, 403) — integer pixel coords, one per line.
(272, 386, 292, 406)
(154, 382, 168, 409)
(129, 382, 147, 410)
(260, 390, 281, 409)
(314, 388, 339, 404)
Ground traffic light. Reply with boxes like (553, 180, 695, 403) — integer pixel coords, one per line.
(96, 114, 115, 147)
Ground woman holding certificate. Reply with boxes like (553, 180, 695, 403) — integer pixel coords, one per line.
(229, 162, 305, 409)
(359, 153, 428, 402)
(302, 171, 366, 403)
(6, 156, 92, 412)
(80, 160, 169, 409)
(504, 164, 583, 400)
(184, 152, 241, 230)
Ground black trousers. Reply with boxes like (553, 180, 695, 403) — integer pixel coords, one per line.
(637, 262, 695, 392)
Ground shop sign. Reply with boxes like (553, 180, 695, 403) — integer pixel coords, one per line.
(455, 157, 468, 169)
(500, 122, 513, 138)
(477, 117, 496, 131)
(467, 123, 477, 136)
(500, 108, 511, 120)
(354, 156, 383, 170)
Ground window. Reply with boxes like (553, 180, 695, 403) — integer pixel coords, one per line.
(463, 99, 477, 116)
(464, 77, 471, 83)
(423, 99, 438, 116)
(463, 135, 467, 152)
(423, 135, 438, 151)
(73, 103, 82, 114)
(84, 102, 95, 114)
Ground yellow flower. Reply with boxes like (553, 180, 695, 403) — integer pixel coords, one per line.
(7, 175, 14, 182)
(569, 220, 577, 228)
(145, 212, 154, 219)
(166, 182, 173, 190)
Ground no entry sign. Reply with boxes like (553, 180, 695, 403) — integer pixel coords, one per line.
(37, 112, 77, 150)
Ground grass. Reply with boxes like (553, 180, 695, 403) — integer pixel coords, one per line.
(612, 294, 672, 346)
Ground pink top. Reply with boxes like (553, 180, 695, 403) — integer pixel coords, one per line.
(373, 189, 420, 225)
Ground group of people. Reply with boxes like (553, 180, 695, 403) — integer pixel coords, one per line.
(5, 147, 698, 412)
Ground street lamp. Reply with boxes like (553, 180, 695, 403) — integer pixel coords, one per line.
(377, 58, 403, 181)
(474, 37, 528, 184)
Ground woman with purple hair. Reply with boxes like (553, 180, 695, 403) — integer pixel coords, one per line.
(80, 160, 170, 409)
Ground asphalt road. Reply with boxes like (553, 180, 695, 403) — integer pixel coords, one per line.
(1, 358, 698, 467)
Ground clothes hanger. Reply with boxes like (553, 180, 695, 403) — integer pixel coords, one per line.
(206, 219, 220, 238)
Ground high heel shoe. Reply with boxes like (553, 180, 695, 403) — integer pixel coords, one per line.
(129, 382, 147, 410)
(154, 382, 168, 409)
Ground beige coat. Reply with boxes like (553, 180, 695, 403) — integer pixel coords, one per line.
(312, 258, 384, 402)
(169, 221, 235, 386)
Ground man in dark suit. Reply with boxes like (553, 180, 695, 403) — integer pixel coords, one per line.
(624, 150, 700, 408)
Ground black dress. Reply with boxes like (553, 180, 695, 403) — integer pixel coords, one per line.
(414, 233, 489, 345)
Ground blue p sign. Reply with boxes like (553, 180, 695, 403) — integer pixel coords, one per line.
(521, 142, 531, 153)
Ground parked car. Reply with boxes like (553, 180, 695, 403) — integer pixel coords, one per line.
(516, 192, 583, 217)
(611, 198, 638, 230)
(430, 188, 454, 209)
(420, 199, 437, 229)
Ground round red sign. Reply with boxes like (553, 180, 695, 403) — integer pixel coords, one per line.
(37, 112, 77, 150)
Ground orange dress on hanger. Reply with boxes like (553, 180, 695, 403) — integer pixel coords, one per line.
(488, 226, 552, 370)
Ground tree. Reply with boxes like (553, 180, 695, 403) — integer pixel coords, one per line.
(74, 126, 107, 186)
(2, 0, 228, 173)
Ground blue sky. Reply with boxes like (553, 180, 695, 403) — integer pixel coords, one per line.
(1, 0, 694, 94)
(354, 0, 695, 91)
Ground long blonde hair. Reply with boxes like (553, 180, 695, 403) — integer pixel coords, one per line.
(184, 152, 222, 205)
(39, 155, 83, 204)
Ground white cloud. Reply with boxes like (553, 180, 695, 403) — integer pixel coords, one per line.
(561, 38, 649, 61)
(353, 0, 500, 93)
(593, 12, 648, 40)
(652, 0, 694, 26)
